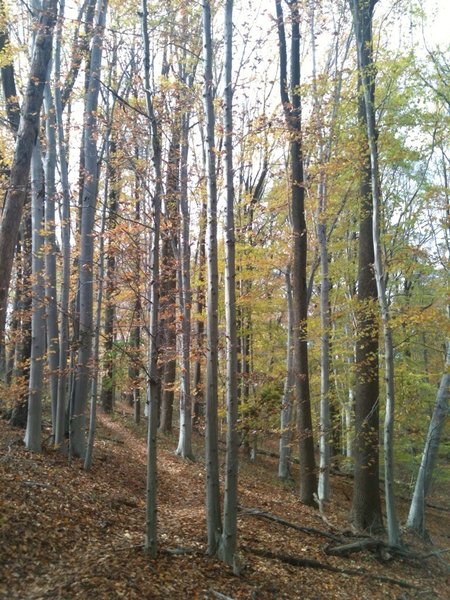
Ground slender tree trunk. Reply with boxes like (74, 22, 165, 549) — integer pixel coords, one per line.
(159, 132, 179, 434)
(0, 0, 57, 373)
(176, 89, 194, 460)
(344, 323, 355, 460)
(71, 0, 108, 458)
(142, 0, 162, 559)
(0, 0, 20, 136)
(407, 341, 449, 535)
(9, 213, 32, 427)
(317, 208, 331, 503)
(309, 0, 331, 504)
(44, 83, 60, 435)
(60, 0, 97, 111)
(193, 200, 206, 426)
(279, 268, 294, 480)
(84, 165, 109, 471)
(202, 0, 222, 555)
(24, 143, 45, 452)
(218, 0, 239, 568)
(54, 0, 71, 449)
(130, 151, 142, 423)
(100, 137, 118, 414)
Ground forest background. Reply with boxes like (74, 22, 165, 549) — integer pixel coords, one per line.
(0, 0, 449, 596)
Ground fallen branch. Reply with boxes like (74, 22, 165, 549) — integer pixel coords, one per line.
(325, 538, 383, 557)
(243, 546, 418, 590)
(238, 506, 342, 543)
(23, 480, 52, 489)
(209, 590, 235, 600)
(164, 547, 199, 556)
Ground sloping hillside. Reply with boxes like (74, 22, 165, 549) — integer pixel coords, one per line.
(1, 411, 448, 599)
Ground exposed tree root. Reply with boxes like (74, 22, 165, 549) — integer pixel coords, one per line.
(243, 546, 419, 590)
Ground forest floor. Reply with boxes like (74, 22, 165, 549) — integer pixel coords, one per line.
(1, 407, 449, 600)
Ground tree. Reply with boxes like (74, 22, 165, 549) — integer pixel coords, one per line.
(71, 0, 108, 459)
(218, 0, 239, 569)
(202, 0, 222, 555)
(275, 0, 317, 506)
(349, 0, 383, 534)
(350, 0, 401, 547)
(53, 0, 71, 449)
(142, 0, 162, 559)
(279, 267, 294, 480)
(0, 0, 57, 379)
(406, 340, 449, 536)
(24, 142, 45, 452)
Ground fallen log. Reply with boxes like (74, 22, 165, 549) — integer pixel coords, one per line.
(238, 506, 343, 543)
(325, 538, 383, 557)
(243, 546, 418, 590)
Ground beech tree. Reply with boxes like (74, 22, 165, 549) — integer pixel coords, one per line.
(142, 0, 163, 558)
(348, 0, 383, 533)
(202, 0, 222, 555)
(350, 0, 401, 546)
(218, 0, 239, 569)
(0, 0, 57, 378)
(275, 0, 317, 506)
(71, 0, 108, 458)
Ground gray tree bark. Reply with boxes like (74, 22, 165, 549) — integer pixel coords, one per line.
(84, 155, 109, 471)
(279, 267, 294, 480)
(24, 142, 45, 452)
(407, 342, 449, 535)
(0, 0, 20, 135)
(176, 86, 194, 460)
(202, 0, 222, 555)
(218, 0, 239, 569)
(142, 0, 162, 559)
(70, 0, 108, 458)
(54, 0, 71, 449)
(44, 83, 60, 435)
(0, 0, 57, 374)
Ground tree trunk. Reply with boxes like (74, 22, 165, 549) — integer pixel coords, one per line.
(202, 0, 222, 555)
(407, 342, 449, 535)
(349, 3, 383, 533)
(71, 0, 108, 458)
(176, 83, 194, 460)
(24, 143, 45, 452)
(159, 128, 179, 434)
(54, 0, 71, 449)
(279, 268, 294, 480)
(9, 212, 32, 427)
(0, 0, 57, 372)
(0, 0, 20, 136)
(43, 83, 60, 436)
(275, 0, 317, 506)
(142, 0, 162, 559)
(84, 158, 109, 471)
(350, 0, 401, 547)
(193, 199, 206, 426)
(100, 137, 118, 414)
(218, 0, 239, 568)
